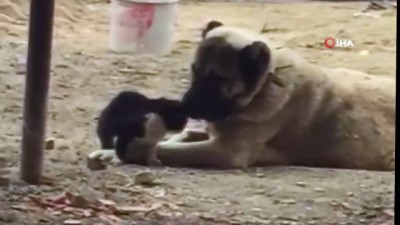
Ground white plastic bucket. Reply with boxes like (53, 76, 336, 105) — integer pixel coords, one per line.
(109, 0, 179, 55)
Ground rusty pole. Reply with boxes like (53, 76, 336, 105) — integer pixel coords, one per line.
(20, 0, 55, 184)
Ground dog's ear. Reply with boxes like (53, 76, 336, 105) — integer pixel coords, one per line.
(239, 41, 271, 87)
(268, 73, 285, 87)
(201, 20, 223, 39)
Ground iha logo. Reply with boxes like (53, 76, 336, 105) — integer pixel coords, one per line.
(324, 37, 354, 49)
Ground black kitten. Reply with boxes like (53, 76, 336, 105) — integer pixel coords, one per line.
(96, 91, 187, 164)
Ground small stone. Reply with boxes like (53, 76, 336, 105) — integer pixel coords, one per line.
(45, 138, 55, 150)
(315, 187, 324, 192)
(295, 181, 307, 187)
(347, 192, 354, 197)
(255, 173, 265, 178)
(134, 171, 158, 186)
(279, 199, 297, 204)
(86, 157, 107, 171)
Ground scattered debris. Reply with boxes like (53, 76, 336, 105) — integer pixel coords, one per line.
(11, 191, 181, 224)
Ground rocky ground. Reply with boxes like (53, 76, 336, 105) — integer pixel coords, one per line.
(0, 0, 396, 224)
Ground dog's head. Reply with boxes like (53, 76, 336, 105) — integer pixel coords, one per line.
(181, 21, 278, 122)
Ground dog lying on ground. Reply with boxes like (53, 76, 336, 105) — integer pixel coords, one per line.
(90, 21, 395, 171)
(92, 91, 188, 165)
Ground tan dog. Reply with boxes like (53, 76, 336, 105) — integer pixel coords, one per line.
(94, 21, 395, 171)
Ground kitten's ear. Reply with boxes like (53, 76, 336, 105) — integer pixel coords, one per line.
(201, 20, 223, 39)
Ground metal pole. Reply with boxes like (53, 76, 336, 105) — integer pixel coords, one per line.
(20, 0, 55, 184)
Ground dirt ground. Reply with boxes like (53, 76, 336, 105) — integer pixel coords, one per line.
(0, 0, 396, 224)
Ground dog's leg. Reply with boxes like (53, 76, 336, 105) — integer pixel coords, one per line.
(124, 139, 246, 169)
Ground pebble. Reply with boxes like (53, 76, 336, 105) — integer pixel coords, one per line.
(314, 187, 324, 192)
(45, 138, 55, 150)
(134, 171, 158, 186)
(86, 156, 107, 171)
(295, 181, 307, 187)
(64, 220, 82, 225)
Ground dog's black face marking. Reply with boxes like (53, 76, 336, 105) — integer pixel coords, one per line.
(181, 36, 271, 122)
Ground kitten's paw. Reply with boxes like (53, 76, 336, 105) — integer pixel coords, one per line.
(88, 149, 120, 163)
